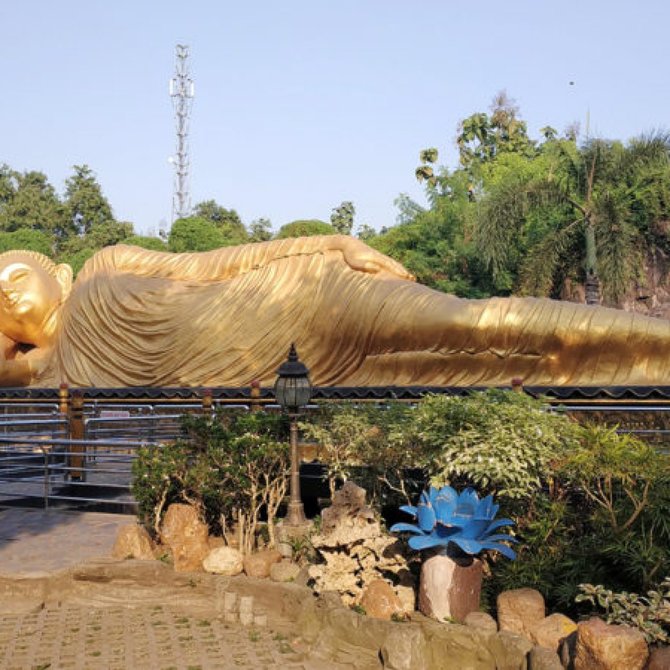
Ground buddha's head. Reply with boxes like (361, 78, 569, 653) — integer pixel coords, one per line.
(0, 251, 72, 347)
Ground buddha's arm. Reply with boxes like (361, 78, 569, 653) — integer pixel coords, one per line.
(92, 236, 415, 283)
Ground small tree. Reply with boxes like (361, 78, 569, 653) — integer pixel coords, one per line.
(330, 201, 355, 235)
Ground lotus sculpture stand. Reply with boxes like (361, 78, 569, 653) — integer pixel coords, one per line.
(391, 486, 517, 622)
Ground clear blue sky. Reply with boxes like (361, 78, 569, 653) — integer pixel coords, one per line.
(1, 0, 667, 236)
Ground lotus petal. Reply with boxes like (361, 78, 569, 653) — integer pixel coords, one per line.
(436, 485, 458, 504)
(399, 505, 417, 518)
(458, 488, 480, 508)
(389, 522, 425, 535)
(479, 541, 517, 560)
(476, 494, 498, 520)
(452, 502, 476, 523)
(408, 534, 449, 551)
(417, 503, 436, 532)
(458, 518, 490, 539)
(485, 518, 515, 534)
(449, 537, 484, 556)
(433, 495, 456, 523)
(434, 524, 460, 539)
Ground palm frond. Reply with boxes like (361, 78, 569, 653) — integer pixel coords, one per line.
(594, 188, 644, 304)
(518, 221, 581, 297)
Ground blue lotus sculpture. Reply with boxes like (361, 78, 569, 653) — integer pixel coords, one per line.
(390, 486, 517, 560)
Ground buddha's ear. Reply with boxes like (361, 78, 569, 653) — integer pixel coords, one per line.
(55, 263, 73, 301)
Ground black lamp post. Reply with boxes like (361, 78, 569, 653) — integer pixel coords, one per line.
(274, 343, 312, 526)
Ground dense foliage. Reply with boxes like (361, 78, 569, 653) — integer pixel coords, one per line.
(371, 92, 670, 304)
(576, 578, 670, 644)
(303, 391, 670, 617)
(132, 411, 289, 553)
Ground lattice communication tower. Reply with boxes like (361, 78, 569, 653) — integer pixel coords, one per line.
(169, 44, 195, 222)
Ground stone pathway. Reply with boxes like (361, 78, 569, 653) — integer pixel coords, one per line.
(0, 507, 130, 575)
(0, 507, 353, 669)
(0, 603, 320, 670)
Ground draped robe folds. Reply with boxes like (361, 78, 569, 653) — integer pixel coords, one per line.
(36, 236, 670, 388)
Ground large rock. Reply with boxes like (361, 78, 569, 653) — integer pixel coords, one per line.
(202, 546, 244, 575)
(647, 646, 670, 670)
(243, 549, 282, 578)
(528, 645, 563, 670)
(574, 617, 648, 670)
(359, 579, 403, 620)
(464, 611, 498, 632)
(418, 553, 482, 622)
(497, 588, 546, 639)
(530, 612, 578, 652)
(317, 481, 381, 548)
(159, 503, 210, 572)
(111, 524, 155, 560)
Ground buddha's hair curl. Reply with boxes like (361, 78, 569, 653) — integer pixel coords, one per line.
(0, 250, 59, 277)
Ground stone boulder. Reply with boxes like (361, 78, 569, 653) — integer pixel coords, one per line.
(359, 579, 404, 620)
(464, 611, 497, 632)
(243, 549, 282, 578)
(530, 612, 578, 652)
(419, 553, 482, 622)
(111, 524, 155, 560)
(574, 617, 648, 670)
(497, 588, 546, 639)
(308, 484, 416, 607)
(528, 645, 563, 670)
(317, 481, 381, 548)
(270, 561, 302, 583)
(202, 546, 244, 575)
(159, 503, 210, 572)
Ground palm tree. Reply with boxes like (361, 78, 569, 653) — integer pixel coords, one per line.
(475, 133, 670, 305)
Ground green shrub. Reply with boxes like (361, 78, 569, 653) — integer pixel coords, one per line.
(414, 390, 579, 501)
(576, 577, 670, 644)
(300, 401, 426, 505)
(132, 411, 289, 552)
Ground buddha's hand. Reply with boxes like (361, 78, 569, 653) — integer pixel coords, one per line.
(336, 236, 415, 280)
(0, 353, 46, 387)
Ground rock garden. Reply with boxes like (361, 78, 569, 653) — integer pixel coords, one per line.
(117, 391, 670, 669)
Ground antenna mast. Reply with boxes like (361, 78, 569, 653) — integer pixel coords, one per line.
(169, 44, 195, 223)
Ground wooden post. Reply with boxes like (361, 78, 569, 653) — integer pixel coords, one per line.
(511, 377, 524, 394)
(250, 379, 261, 413)
(68, 391, 86, 481)
(58, 382, 69, 416)
(201, 388, 213, 415)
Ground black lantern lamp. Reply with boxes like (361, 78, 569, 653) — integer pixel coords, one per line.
(274, 343, 312, 526)
(274, 343, 312, 411)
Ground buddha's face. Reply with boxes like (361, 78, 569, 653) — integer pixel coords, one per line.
(0, 258, 71, 346)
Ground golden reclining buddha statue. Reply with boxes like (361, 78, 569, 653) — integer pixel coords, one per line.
(0, 235, 668, 388)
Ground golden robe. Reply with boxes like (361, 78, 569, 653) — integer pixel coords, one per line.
(38, 236, 670, 388)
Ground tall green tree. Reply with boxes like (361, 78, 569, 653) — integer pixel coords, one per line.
(475, 133, 670, 304)
(456, 91, 535, 174)
(248, 217, 273, 242)
(64, 165, 114, 236)
(0, 170, 67, 245)
(192, 200, 248, 245)
(330, 201, 355, 235)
